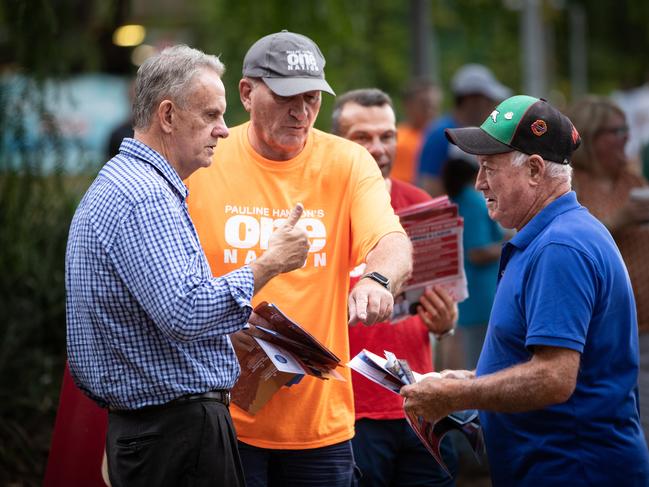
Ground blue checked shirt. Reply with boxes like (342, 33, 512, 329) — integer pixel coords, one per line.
(66, 138, 254, 410)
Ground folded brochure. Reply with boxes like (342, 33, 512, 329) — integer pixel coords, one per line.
(348, 349, 484, 475)
(231, 301, 344, 414)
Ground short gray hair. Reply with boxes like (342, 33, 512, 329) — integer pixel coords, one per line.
(133, 45, 225, 130)
(510, 150, 572, 185)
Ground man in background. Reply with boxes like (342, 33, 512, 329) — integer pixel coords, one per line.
(332, 87, 458, 486)
(186, 32, 412, 486)
(418, 64, 510, 196)
(391, 78, 442, 184)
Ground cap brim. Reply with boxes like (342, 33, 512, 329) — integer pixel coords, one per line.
(445, 127, 513, 155)
(263, 77, 335, 97)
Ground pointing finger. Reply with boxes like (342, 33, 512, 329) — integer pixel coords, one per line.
(284, 203, 304, 228)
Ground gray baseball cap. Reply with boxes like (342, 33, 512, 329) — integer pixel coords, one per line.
(242, 30, 335, 97)
(451, 64, 511, 102)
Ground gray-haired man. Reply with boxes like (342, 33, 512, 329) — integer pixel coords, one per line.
(66, 45, 309, 486)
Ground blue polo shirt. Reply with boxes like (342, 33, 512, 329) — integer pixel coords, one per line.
(476, 191, 649, 486)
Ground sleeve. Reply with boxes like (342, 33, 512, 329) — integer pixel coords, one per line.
(110, 192, 254, 342)
(348, 149, 405, 266)
(523, 243, 598, 353)
(418, 125, 450, 177)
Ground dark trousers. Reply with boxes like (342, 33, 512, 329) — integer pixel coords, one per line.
(237, 439, 358, 487)
(352, 418, 457, 487)
(107, 400, 245, 487)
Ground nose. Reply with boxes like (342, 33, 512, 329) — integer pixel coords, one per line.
(289, 99, 308, 121)
(367, 136, 387, 160)
(475, 166, 487, 191)
(213, 118, 229, 139)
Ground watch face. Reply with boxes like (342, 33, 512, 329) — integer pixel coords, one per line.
(364, 272, 390, 288)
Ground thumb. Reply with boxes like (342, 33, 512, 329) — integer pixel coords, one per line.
(284, 202, 304, 228)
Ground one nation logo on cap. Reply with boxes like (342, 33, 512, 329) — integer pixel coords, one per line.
(242, 30, 335, 97)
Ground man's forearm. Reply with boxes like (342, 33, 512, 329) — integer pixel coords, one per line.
(364, 231, 412, 294)
(403, 346, 580, 420)
(457, 348, 578, 413)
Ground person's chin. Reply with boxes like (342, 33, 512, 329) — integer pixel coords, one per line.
(198, 157, 213, 169)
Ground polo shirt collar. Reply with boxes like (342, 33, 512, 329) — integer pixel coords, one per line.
(509, 191, 580, 250)
(118, 138, 188, 199)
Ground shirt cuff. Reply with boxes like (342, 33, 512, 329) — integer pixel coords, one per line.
(219, 265, 255, 311)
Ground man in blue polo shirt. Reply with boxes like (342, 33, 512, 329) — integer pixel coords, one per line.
(401, 95, 649, 486)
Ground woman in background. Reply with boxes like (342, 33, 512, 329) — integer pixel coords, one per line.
(569, 96, 649, 444)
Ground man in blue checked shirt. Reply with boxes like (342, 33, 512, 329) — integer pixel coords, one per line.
(65, 45, 310, 487)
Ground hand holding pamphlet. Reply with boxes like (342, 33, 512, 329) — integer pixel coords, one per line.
(348, 349, 484, 475)
(231, 301, 344, 414)
(393, 195, 468, 320)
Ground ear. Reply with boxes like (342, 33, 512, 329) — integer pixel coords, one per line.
(527, 154, 545, 186)
(239, 78, 253, 113)
(158, 100, 174, 134)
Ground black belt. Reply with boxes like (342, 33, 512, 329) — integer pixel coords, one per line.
(109, 390, 230, 413)
(175, 390, 230, 407)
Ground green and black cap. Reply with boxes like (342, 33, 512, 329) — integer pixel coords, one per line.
(445, 95, 581, 164)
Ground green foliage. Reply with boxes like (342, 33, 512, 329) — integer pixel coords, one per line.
(0, 1, 102, 480)
(192, 0, 411, 131)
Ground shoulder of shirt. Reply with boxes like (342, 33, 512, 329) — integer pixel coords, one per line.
(425, 114, 457, 136)
(98, 154, 175, 205)
(390, 178, 431, 203)
(532, 208, 609, 262)
(312, 128, 377, 166)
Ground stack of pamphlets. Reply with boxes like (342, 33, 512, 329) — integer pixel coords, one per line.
(393, 195, 468, 320)
(348, 349, 484, 475)
(231, 302, 344, 414)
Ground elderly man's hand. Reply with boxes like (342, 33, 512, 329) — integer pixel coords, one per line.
(400, 376, 462, 423)
(348, 278, 394, 326)
(416, 286, 457, 335)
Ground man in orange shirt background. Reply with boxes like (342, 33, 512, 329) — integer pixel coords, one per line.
(186, 31, 413, 486)
(391, 79, 442, 184)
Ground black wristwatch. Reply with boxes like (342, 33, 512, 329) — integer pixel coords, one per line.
(361, 271, 391, 290)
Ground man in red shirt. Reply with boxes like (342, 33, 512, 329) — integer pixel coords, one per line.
(332, 89, 458, 486)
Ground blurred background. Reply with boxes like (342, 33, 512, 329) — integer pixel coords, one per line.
(2, 0, 649, 484)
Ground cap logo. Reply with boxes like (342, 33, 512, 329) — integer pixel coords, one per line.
(505, 111, 514, 120)
(571, 125, 580, 144)
(490, 110, 499, 123)
(531, 119, 547, 136)
(286, 50, 319, 72)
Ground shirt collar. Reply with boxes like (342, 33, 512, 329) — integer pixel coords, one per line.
(118, 138, 188, 199)
(508, 191, 581, 250)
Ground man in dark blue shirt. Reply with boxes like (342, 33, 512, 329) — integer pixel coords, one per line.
(402, 95, 649, 486)
(66, 45, 310, 486)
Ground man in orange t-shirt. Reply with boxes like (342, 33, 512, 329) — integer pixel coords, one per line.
(186, 31, 412, 486)
(391, 79, 442, 184)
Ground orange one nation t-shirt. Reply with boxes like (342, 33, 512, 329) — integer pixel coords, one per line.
(185, 122, 404, 449)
